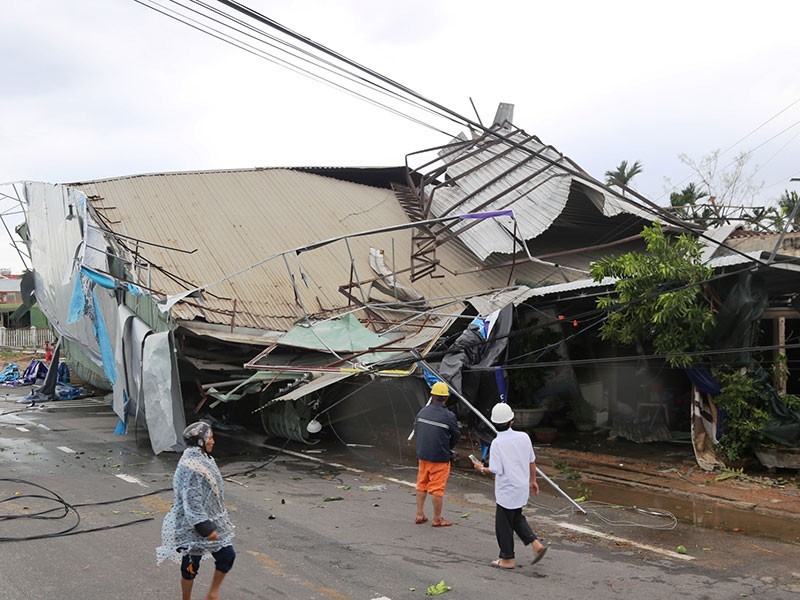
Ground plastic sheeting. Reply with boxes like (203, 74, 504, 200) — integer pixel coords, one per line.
(21, 181, 184, 454)
(438, 303, 514, 448)
(113, 306, 184, 453)
(279, 313, 385, 355)
(142, 332, 186, 454)
(438, 303, 514, 395)
(23, 182, 114, 386)
(709, 272, 769, 365)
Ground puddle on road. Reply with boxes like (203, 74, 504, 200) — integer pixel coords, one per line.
(558, 479, 800, 545)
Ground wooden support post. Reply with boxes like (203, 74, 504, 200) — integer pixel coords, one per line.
(774, 316, 787, 395)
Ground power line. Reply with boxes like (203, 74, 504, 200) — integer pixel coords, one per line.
(134, 0, 768, 274)
(739, 117, 800, 162)
(182, 0, 444, 121)
(470, 341, 800, 372)
(211, 0, 472, 130)
(656, 96, 800, 204)
(722, 94, 800, 155)
(750, 129, 800, 179)
(133, 0, 455, 136)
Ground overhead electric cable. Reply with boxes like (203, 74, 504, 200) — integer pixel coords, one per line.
(181, 0, 449, 122)
(473, 341, 800, 372)
(751, 128, 800, 177)
(135, 0, 764, 273)
(722, 94, 800, 155)
(129, 0, 782, 322)
(212, 0, 472, 129)
(134, 0, 453, 135)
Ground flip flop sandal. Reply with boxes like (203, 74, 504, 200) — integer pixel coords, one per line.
(415, 516, 428, 524)
(431, 520, 453, 527)
(491, 559, 515, 569)
(531, 546, 548, 565)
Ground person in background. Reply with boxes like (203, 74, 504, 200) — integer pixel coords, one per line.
(472, 403, 548, 569)
(157, 422, 236, 600)
(414, 381, 461, 527)
(43, 340, 54, 363)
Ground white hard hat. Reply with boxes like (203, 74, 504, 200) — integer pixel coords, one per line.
(490, 403, 514, 424)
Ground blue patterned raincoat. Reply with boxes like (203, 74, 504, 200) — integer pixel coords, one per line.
(156, 446, 235, 564)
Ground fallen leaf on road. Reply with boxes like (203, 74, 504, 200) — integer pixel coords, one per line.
(426, 580, 451, 595)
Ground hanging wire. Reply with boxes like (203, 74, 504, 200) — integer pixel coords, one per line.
(130, 0, 772, 266)
(132, 0, 456, 136)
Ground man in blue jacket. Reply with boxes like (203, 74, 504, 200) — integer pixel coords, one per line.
(414, 381, 461, 527)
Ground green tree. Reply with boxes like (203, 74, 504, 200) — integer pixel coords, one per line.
(669, 182, 711, 225)
(711, 368, 771, 461)
(669, 182, 707, 209)
(605, 160, 644, 189)
(773, 189, 800, 232)
(669, 150, 764, 228)
(590, 222, 715, 368)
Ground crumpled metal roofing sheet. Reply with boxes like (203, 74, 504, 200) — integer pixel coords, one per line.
(70, 168, 555, 334)
(425, 126, 652, 260)
(489, 250, 789, 308)
(270, 371, 355, 403)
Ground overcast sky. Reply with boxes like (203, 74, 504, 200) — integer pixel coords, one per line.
(1, 0, 799, 272)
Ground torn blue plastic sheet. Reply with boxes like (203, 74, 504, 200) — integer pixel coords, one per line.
(423, 368, 442, 388)
(127, 283, 144, 296)
(92, 290, 117, 386)
(81, 265, 116, 290)
(68, 273, 91, 324)
(115, 389, 128, 434)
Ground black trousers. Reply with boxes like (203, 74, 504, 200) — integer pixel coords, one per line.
(495, 504, 536, 559)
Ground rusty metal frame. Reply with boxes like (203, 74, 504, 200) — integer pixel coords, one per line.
(401, 123, 574, 280)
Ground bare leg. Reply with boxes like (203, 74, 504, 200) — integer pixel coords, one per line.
(415, 490, 428, 523)
(181, 577, 193, 600)
(432, 494, 443, 522)
(531, 538, 548, 565)
(532, 539, 546, 554)
(204, 569, 227, 600)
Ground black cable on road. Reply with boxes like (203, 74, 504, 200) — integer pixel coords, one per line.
(0, 478, 157, 542)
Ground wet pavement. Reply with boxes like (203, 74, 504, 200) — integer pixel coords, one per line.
(3, 386, 800, 599)
(533, 436, 800, 545)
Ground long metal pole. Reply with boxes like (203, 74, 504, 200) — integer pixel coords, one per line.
(416, 357, 586, 515)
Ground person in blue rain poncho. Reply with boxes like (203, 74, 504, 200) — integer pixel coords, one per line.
(156, 422, 235, 600)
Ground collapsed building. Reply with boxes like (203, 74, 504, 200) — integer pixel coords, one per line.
(7, 105, 669, 454)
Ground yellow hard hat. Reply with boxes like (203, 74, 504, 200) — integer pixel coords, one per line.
(430, 381, 450, 397)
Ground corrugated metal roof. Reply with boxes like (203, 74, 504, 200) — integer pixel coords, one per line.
(720, 231, 800, 257)
(423, 125, 653, 260)
(495, 250, 796, 307)
(700, 224, 740, 262)
(70, 168, 561, 333)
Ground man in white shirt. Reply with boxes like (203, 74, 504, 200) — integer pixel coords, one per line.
(472, 403, 548, 569)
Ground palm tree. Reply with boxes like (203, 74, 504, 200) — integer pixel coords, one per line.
(604, 160, 644, 189)
(669, 182, 711, 226)
(776, 190, 800, 232)
(669, 182, 707, 209)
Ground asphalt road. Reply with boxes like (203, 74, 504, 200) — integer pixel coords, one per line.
(2, 395, 799, 600)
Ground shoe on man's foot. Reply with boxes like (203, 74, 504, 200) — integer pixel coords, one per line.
(531, 546, 548, 565)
